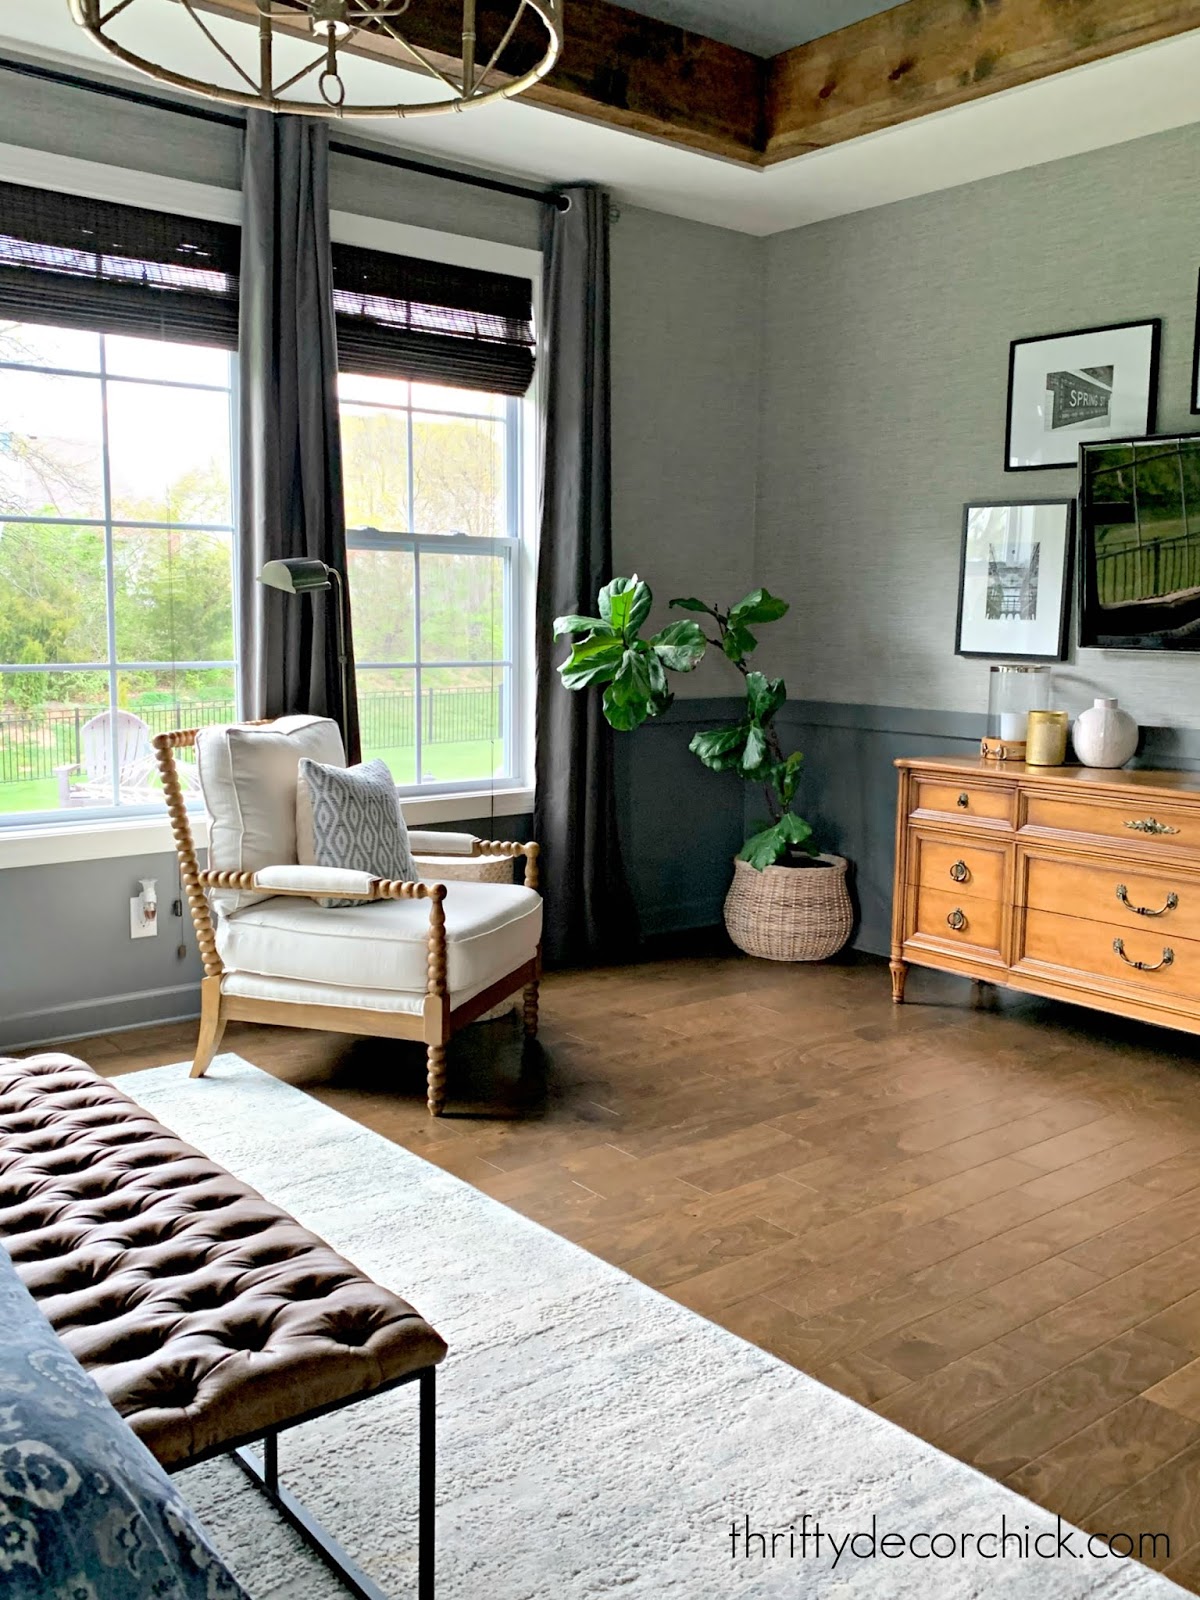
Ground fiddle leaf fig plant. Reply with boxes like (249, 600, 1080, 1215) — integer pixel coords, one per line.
(555, 577, 820, 871)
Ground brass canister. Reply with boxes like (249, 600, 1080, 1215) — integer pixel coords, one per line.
(1025, 709, 1069, 766)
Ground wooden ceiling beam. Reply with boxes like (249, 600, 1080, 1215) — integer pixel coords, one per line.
(193, 0, 765, 164)
(765, 0, 1200, 162)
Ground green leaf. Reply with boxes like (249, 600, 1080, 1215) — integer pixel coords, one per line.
(730, 587, 790, 627)
(603, 681, 650, 731)
(599, 576, 652, 637)
(745, 671, 785, 724)
(738, 811, 816, 871)
(777, 750, 805, 807)
(723, 623, 757, 663)
(650, 618, 706, 672)
(553, 613, 614, 639)
(607, 647, 653, 707)
(689, 725, 748, 772)
(739, 822, 790, 871)
(741, 723, 769, 775)
(558, 634, 624, 690)
(645, 648, 668, 700)
(668, 596, 713, 615)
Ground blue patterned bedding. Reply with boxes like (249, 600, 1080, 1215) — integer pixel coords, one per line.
(0, 1244, 250, 1600)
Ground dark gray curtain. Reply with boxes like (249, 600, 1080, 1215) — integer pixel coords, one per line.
(534, 186, 638, 966)
(238, 111, 360, 760)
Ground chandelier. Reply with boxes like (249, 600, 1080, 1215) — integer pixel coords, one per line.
(67, 0, 564, 118)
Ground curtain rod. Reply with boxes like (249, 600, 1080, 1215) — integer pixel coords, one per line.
(0, 57, 569, 211)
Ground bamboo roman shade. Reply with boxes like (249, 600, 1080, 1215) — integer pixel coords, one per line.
(0, 180, 240, 348)
(332, 242, 536, 396)
(0, 180, 536, 394)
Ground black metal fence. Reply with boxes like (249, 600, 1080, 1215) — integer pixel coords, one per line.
(1096, 533, 1200, 607)
(0, 688, 502, 786)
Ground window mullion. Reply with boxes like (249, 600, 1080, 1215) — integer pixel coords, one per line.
(98, 333, 120, 808)
(408, 402, 423, 786)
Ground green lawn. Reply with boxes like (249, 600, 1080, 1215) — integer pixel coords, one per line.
(0, 739, 503, 817)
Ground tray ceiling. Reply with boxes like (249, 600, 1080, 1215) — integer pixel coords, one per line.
(613, 0, 906, 55)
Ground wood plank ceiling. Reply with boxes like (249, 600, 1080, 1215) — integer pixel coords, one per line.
(199, 0, 1200, 166)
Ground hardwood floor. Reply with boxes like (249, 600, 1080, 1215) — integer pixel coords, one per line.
(21, 947, 1200, 1586)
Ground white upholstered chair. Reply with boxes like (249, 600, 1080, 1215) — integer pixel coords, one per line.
(153, 715, 541, 1116)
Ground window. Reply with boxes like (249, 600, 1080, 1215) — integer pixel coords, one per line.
(0, 319, 237, 819)
(340, 371, 527, 793)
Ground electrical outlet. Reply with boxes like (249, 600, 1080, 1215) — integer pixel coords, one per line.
(130, 877, 159, 940)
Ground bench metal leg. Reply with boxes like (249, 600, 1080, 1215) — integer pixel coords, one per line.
(230, 1365, 436, 1600)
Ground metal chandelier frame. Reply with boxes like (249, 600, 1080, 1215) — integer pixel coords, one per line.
(67, 0, 564, 118)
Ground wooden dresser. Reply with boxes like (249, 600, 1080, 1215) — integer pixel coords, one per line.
(891, 756, 1200, 1037)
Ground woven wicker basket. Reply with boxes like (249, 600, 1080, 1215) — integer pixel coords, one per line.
(723, 852, 853, 963)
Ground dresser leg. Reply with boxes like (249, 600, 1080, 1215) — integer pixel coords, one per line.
(890, 960, 908, 1004)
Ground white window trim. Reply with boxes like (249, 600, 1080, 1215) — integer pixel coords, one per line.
(0, 148, 542, 865)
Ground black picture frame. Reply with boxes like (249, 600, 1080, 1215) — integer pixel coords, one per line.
(1191, 268, 1200, 416)
(1004, 318, 1161, 472)
(955, 499, 1075, 661)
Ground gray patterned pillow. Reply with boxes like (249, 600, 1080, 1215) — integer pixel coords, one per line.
(296, 757, 416, 907)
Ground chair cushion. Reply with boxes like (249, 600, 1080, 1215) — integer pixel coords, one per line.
(297, 756, 416, 905)
(196, 716, 345, 912)
(217, 880, 541, 1000)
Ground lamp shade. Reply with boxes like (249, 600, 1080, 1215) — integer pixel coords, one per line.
(258, 558, 333, 594)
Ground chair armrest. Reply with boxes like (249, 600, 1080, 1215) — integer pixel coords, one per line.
(198, 866, 442, 902)
(473, 839, 540, 891)
(408, 830, 478, 856)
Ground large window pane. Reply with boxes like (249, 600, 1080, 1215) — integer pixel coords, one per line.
(357, 667, 417, 786)
(107, 383, 232, 523)
(0, 370, 104, 517)
(420, 551, 505, 663)
(339, 372, 409, 408)
(347, 546, 414, 663)
(411, 382, 504, 418)
(113, 527, 235, 665)
(0, 519, 108, 665)
(104, 334, 230, 387)
(0, 321, 100, 373)
(342, 404, 410, 529)
(0, 670, 114, 814)
(412, 414, 504, 537)
(420, 666, 506, 786)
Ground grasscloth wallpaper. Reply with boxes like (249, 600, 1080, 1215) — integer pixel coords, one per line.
(756, 121, 1200, 730)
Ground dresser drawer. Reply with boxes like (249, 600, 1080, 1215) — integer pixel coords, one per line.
(912, 779, 1013, 827)
(1024, 794, 1199, 850)
(1020, 908, 1197, 999)
(1024, 855, 1200, 942)
(912, 834, 1009, 902)
(912, 885, 1004, 956)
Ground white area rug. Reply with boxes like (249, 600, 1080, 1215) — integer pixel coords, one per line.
(122, 1054, 1186, 1599)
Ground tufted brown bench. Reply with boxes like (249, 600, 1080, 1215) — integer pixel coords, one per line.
(0, 1053, 447, 1600)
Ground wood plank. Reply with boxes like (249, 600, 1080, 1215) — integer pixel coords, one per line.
(767, 4, 1200, 164)
(195, 0, 765, 163)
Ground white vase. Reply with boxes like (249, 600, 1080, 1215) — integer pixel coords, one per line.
(1071, 697, 1138, 769)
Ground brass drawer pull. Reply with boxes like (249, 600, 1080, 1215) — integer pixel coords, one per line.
(947, 908, 967, 931)
(1112, 938, 1175, 973)
(1125, 817, 1181, 836)
(950, 860, 970, 883)
(1116, 884, 1179, 918)
(957, 792, 970, 808)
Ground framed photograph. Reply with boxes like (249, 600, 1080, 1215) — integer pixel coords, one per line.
(956, 500, 1074, 660)
(1005, 320, 1160, 471)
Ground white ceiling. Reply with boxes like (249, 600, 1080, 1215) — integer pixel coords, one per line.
(3, 3, 1200, 237)
(607, 0, 906, 54)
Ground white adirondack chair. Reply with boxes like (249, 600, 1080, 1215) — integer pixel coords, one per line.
(55, 709, 194, 808)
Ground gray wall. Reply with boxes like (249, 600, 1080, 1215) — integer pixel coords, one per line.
(757, 121, 1200, 731)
